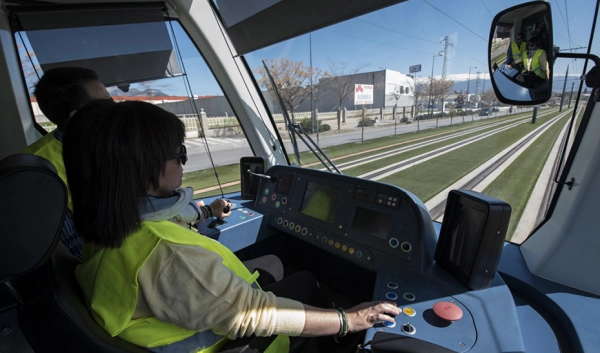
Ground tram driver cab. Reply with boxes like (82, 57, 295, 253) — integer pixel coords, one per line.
(1, 0, 600, 353)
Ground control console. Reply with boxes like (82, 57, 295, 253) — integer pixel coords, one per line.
(253, 166, 438, 274)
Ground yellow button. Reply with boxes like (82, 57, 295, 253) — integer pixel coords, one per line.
(348, 248, 355, 255)
(403, 307, 416, 317)
(341, 245, 348, 252)
(328, 239, 334, 246)
(335, 242, 341, 249)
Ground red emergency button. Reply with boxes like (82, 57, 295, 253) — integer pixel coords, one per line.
(433, 301, 463, 321)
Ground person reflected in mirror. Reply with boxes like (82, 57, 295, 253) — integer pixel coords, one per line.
(506, 32, 526, 71)
(63, 100, 401, 353)
(516, 36, 550, 88)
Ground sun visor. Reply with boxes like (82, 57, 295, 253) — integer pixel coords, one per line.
(10, 3, 181, 87)
(214, 0, 407, 55)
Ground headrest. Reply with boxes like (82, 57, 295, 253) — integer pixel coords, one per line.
(0, 154, 67, 282)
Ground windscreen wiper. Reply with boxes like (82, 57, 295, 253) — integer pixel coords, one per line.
(261, 60, 341, 174)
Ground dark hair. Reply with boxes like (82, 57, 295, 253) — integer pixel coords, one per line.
(34, 67, 101, 127)
(63, 100, 185, 248)
(528, 36, 542, 48)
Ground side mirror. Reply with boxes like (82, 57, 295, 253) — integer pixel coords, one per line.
(489, 1, 553, 105)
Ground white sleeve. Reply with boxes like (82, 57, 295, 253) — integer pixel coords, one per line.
(136, 241, 306, 338)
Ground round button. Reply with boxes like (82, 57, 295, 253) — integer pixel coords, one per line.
(277, 218, 283, 224)
(275, 201, 281, 208)
(382, 321, 396, 328)
(348, 248, 355, 255)
(271, 194, 277, 200)
(302, 228, 308, 235)
(264, 188, 269, 195)
(385, 292, 398, 300)
(334, 242, 341, 249)
(403, 307, 416, 317)
(356, 251, 363, 258)
(283, 220, 288, 227)
(328, 239, 334, 246)
(341, 245, 348, 252)
(387, 282, 398, 289)
(389, 238, 399, 248)
(321, 237, 328, 243)
(433, 301, 463, 321)
(261, 196, 267, 203)
(282, 198, 287, 204)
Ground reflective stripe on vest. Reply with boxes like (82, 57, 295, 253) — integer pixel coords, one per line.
(76, 221, 289, 352)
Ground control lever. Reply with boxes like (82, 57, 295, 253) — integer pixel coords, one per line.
(247, 170, 275, 182)
(207, 200, 235, 229)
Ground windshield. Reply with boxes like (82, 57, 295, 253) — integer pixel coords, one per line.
(241, 0, 599, 243)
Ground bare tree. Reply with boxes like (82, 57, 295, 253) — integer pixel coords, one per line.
(481, 88, 497, 108)
(429, 78, 454, 112)
(254, 58, 321, 123)
(322, 60, 368, 123)
(407, 78, 428, 119)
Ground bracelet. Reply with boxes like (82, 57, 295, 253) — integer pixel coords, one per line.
(337, 307, 348, 337)
(335, 309, 343, 336)
(201, 205, 213, 218)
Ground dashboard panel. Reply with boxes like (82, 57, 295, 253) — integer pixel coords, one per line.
(252, 165, 438, 274)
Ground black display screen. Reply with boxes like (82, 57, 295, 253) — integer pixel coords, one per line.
(441, 201, 487, 274)
(351, 207, 391, 240)
(299, 182, 339, 223)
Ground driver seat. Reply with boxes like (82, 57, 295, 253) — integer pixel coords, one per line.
(0, 154, 289, 353)
(0, 153, 148, 352)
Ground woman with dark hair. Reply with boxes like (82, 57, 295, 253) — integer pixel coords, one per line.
(63, 100, 399, 353)
(516, 36, 550, 87)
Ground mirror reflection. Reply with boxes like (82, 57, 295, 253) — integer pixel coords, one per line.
(489, 3, 552, 103)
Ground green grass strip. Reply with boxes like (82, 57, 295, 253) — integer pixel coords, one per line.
(375, 112, 559, 202)
(483, 113, 571, 241)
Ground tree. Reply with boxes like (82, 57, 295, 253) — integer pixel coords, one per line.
(408, 78, 428, 119)
(481, 88, 497, 108)
(428, 78, 454, 114)
(454, 90, 466, 109)
(254, 58, 323, 123)
(322, 60, 368, 123)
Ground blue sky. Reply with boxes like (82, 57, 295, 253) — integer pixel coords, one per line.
(187, 0, 599, 96)
(17, 0, 599, 96)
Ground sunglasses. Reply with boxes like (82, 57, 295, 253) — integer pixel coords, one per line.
(167, 144, 188, 165)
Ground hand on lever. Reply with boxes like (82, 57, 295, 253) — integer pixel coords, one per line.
(210, 198, 232, 219)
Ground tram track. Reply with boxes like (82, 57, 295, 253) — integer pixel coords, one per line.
(426, 109, 573, 220)
(355, 109, 558, 180)
(336, 115, 532, 171)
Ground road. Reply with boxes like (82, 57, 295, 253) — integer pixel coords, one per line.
(183, 111, 515, 172)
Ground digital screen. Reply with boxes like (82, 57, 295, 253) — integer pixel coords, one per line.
(351, 207, 391, 240)
(442, 201, 487, 274)
(299, 182, 339, 223)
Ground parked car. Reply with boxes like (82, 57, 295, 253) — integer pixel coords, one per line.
(479, 109, 491, 116)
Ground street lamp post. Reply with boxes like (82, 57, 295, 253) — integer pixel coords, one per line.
(428, 52, 443, 120)
(466, 65, 477, 110)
